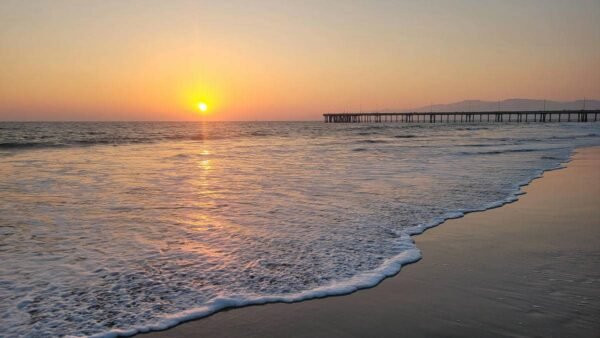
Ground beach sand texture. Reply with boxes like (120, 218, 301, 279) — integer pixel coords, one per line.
(142, 147, 600, 338)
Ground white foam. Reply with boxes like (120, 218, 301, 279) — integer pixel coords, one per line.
(84, 247, 423, 338)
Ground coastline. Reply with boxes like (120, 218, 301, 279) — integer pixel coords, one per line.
(139, 146, 600, 338)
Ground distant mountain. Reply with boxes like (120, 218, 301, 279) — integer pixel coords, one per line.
(394, 99, 600, 113)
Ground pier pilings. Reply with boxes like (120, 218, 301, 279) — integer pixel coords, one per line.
(323, 111, 599, 123)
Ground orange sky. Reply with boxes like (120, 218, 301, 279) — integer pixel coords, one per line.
(1, 0, 599, 121)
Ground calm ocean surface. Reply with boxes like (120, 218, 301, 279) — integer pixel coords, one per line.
(1, 121, 599, 337)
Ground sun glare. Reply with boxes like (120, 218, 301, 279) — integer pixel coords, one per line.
(198, 102, 208, 112)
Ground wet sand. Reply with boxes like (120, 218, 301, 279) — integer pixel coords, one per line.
(142, 147, 600, 338)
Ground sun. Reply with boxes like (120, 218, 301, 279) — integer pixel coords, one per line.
(198, 102, 208, 112)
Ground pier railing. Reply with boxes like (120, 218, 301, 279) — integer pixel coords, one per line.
(323, 110, 600, 123)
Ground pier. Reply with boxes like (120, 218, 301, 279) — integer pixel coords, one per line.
(323, 110, 600, 123)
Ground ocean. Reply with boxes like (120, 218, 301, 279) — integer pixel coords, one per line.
(1, 121, 599, 337)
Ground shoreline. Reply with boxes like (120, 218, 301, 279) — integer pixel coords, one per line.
(92, 146, 578, 337)
(138, 146, 600, 338)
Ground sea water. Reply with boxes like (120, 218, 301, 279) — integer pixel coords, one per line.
(1, 121, 599, 337)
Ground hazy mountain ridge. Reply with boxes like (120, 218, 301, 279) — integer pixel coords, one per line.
(387, 99, 600, 113)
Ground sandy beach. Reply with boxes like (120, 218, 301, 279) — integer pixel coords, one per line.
(141, 146, 600, 338)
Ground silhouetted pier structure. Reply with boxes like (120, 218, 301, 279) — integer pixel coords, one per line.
(323, 110, 599, 123)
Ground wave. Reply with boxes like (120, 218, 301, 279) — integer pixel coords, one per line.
(250, 131, 272, 137)
(549, 133, 599, 140)
(0, 142, 66, 149)
(356, 139, 388, 144)
(0, 137, 200, 150)
(0, 139, 151, 150)
(457, 143, 500, 147)
(2, 123, 597, 153)
(455, 126, 490, 131)
(458, 147, 562, 156)
(0, 130, 281, 152)
(86, 150, 574, 338)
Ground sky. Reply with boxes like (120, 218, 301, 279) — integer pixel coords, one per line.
(0, 0, 599, 121)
